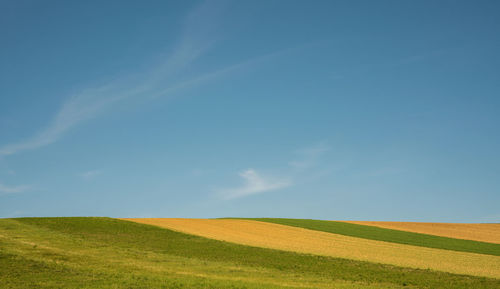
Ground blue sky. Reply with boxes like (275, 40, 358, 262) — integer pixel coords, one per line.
(1, 0, 499, 222)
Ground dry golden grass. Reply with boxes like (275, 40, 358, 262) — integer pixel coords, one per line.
(122, 218, 500, 278)
(345, 221, 500, 244)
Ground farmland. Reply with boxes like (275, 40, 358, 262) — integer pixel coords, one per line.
(345, 221, 500, 244)
(1, 217, 499, 288)
(126, 218, 500, 278)
(243, 218, 500, 256)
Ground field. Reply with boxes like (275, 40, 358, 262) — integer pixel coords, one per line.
(243, 218, 500, 256)
(125, 218, 500, 278)
(1, 217, 499, 288)
(345, 221, 500, 244)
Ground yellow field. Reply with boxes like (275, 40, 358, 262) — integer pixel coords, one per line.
(345, 221, 500, 244)
(122, 218, 500, 278)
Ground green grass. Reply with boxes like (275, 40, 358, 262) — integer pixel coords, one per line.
(240, 218, 500, 256)
(0, 217, 498, 288)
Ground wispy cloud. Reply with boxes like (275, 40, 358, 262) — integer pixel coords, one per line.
(0, 182, 30, 195)
(289, 142, 330, 170)
(78, 169, 102, 180)
(0, 1, 233, 157)
(217, 143, 330, 200)
(217, 169, 291, 200)
(0, 84, 142, 156)
(152, 45, 297, 99)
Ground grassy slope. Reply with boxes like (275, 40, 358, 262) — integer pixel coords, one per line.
(0, 218, 497, 289)
(243, 218, 500, 256)
(124, 218, 500, 278)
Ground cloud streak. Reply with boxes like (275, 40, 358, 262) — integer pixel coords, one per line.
(0, 1, 230, 157)
(217, 143, 330, 200)
(0, 0, 297, 161)
(0, 182, 30, 195)
(218, 169, 291, 200)
(289, 142, 330, 170)
(0, 84, 142, 156)
(78, 169, 102, 180)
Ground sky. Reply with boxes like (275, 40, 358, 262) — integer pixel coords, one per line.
(1, 0, 499, 222)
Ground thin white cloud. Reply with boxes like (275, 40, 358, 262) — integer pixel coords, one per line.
(0, 182, 30, 195)
(152, 46, 292, 99)
(0, 0, 291, 158)
(217, 143, 330, 200)
(0, 1, 223, 157)
(0, 84, 142, 156)
(218, 169, 291, 200)
(78, 169, 102, 179)
(289, 142, 330, 170)
(143, 0, 224, 85)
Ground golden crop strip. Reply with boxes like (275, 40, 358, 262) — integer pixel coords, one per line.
(344, 221, 500, 244)
(121, 218, 500, 279)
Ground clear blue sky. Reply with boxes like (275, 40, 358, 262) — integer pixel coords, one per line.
(1, 0, 499, 222)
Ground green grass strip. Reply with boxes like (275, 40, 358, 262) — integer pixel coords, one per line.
(9, 217, 500, 288)
(239, 218, 500, 256)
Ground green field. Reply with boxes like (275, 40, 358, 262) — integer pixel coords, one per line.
(1, 217, 499, 288)
(242, 218, 500, 256)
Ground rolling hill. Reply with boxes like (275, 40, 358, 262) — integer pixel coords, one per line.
(1, 217, 499, 288)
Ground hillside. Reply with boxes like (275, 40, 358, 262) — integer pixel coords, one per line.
(242, 218, 500, 255)
(1, 217, 499, 288)
(125, 218, 500, 278)
(345, 221, 500, 244)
